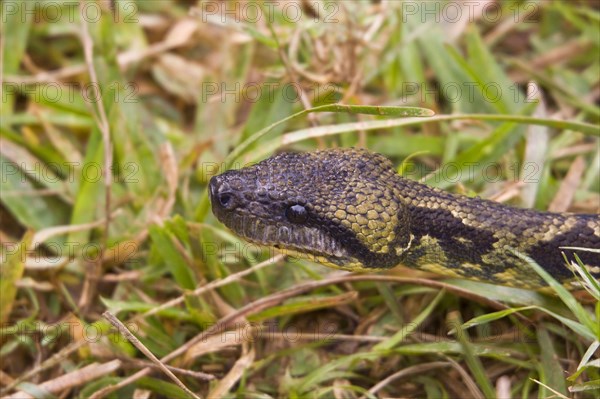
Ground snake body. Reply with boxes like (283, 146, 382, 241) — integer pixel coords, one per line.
(209, 148, 600, 288)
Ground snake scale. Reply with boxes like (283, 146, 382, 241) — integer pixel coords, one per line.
(209, 148, 600, 288)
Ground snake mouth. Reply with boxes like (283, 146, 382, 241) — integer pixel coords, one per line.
(220, 213, 352, 266)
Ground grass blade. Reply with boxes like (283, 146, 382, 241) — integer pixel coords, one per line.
(448, 311, 496, 399)
(0, 232, 32, 323)
(510, 249, 598, 337)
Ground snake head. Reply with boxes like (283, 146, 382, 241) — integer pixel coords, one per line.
(209, 148, 412, 271)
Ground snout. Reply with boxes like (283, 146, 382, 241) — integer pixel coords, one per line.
(208, 175, 220, 200)
(209, 174, 238, 211)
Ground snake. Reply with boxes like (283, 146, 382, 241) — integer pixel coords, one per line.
(209, 148, 600, 289)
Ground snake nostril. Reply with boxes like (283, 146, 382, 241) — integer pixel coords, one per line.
(209, 175, 237, 210)
(219, 193, 232, 207)
(215, 191, 237, 210)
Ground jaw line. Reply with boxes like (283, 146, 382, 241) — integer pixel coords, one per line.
(223, 213, 352, 265)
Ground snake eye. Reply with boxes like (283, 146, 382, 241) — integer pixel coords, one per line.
(285, 204, 308, 224)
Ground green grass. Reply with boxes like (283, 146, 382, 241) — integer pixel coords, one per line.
(1, 0, 599, 398)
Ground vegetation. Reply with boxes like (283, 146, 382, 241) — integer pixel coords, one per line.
(1, 1, 599, 398)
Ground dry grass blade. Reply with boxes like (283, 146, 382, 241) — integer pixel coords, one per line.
(530, 378, 570, 399)
(103, 311, 202, 399)
(548, 155, 586, 212)
(443, 356, 486, 399)
(0, 340, 88, 395)
(78, 0, 113, 312)
(359, 361, 451, 399)
(521, 81, 548, 208)
(207, 346, 255, 399)
(0, 138, 71, 203)
(133, 253, 284, 322)
(156, 142, 179, 219)
(88, 369, 148, 399)
(119, 358, 215, 381)
(5, 360, 122, 399)
(31, 219, 111, 249)
(184, 327, 250, 361)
